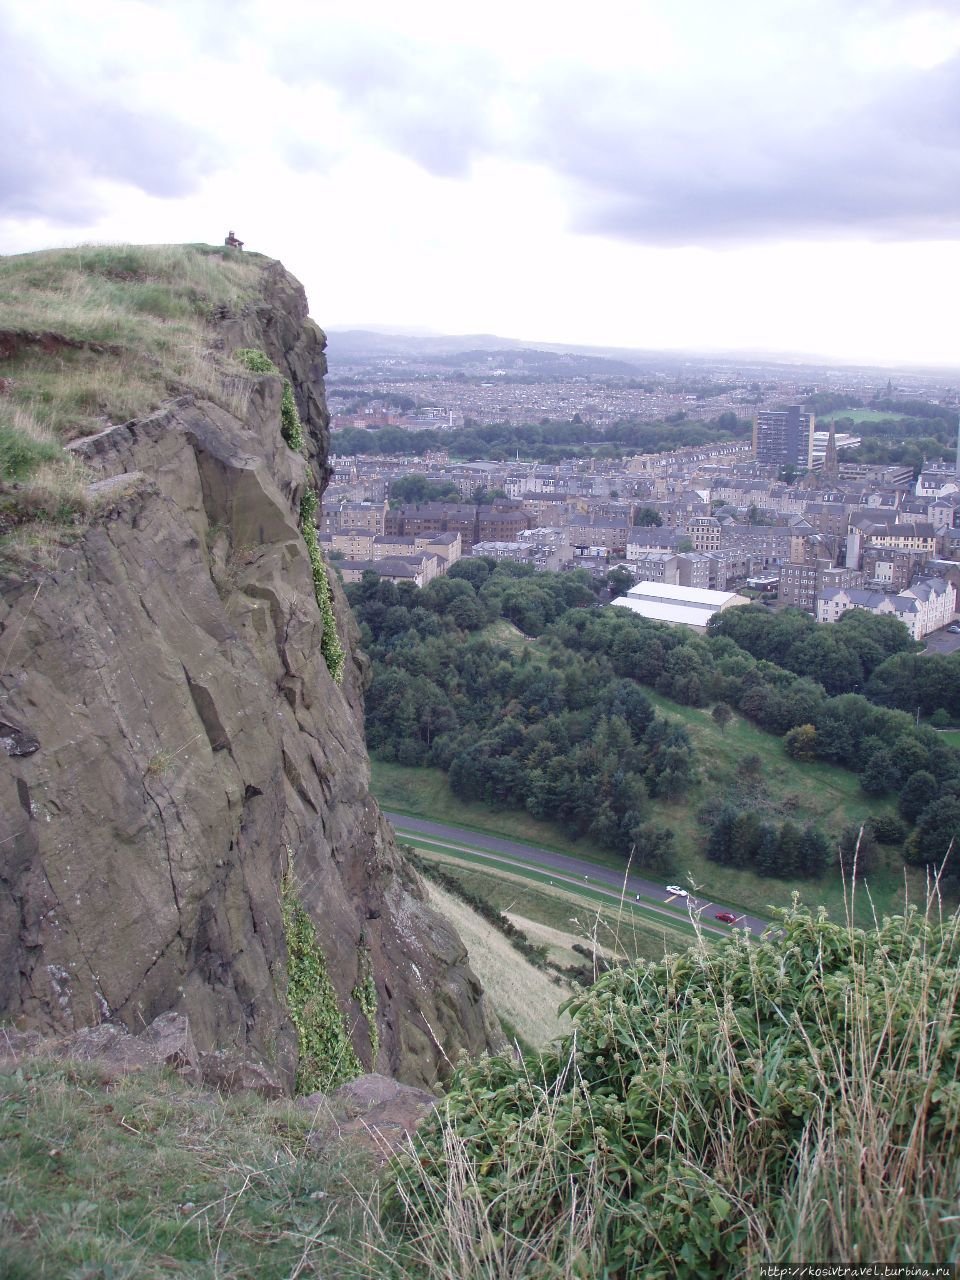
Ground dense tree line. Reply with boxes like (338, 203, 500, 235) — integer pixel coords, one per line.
(707, 605, 915, 696)
(706, 808, 831, 878)
(346, 565, 960, 884)
(332, 413, 750, 463)
(388, 473, 461, 504)
(551, 604, 960, 882)
(348, 563, 689, 871)
(830, 404, 960, 472)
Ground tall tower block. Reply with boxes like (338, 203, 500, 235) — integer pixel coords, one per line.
(753, 406, 815, 470)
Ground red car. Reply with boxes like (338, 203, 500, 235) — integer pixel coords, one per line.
(715, 911, 737, 924)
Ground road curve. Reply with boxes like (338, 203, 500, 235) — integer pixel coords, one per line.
(385, 811, 770, 939)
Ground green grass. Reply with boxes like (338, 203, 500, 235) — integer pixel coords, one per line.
(481, 619, 533, 653)
(938, 730, 960, 750)
(0, 244, 266, 443)
(373, 758, 626, 872)
(819, 408, 915, 424)
(0, 243, 275, 567)
(0, 1058, 371, 1279)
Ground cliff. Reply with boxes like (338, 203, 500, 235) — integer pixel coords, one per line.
(0, 246, 502, 1090)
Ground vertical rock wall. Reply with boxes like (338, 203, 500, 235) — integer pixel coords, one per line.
(0, 258, 502, 1090)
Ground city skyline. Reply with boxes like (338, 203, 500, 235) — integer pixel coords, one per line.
(2, 0, 959, 366)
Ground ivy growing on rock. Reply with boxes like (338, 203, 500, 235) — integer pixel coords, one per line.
(280, 379, 305, 451)
(233, 348, 304, 451)
(281, 874, 361, 1093)
(300, 487, 346, 684)
(351, 947, 379, 1066)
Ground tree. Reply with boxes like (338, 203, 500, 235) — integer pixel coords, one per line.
(626, 822, 677, 875)
(904, 797, 960, 868)
(741, 753, 763, 779)
(798, 825, 830, 877)
(633, 507, 663, 527)
(710, 702, 733, 735)
(390, 473, 461, 504)
(729, 811, 764, 868)
(859, 748, 899, 797)
(706, 806, 738, 865)
(898, 771, 940, 824)
(754, 824, 781, 877)
(784, 724, 817, 762)
(775, 821, 804, 877)
(838, 824, 877, 880)
(870, 814, 907, 846)
(605, 566, 634, 597)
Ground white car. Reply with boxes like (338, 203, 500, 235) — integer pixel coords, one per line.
(665, 885, 687, 897)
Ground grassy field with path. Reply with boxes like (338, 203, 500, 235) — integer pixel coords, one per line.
(417, 848, 700, 963)
(374, 674, 932, 925)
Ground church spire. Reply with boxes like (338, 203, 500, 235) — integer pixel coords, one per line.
(823, 420, 839, 481)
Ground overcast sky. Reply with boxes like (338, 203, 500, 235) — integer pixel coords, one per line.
(2, 0, 959, 365)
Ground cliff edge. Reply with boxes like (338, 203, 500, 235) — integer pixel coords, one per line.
(0, 245, 502, 1090)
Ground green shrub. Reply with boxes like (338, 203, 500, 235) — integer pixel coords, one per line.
(300, 488, 345, 683)
(233, 350, 304, 451)
(234, 347, 278, 375)
(282, 875, 361, 1093)
(384, 901, 960, 1276)
(870, 812, 907, 845)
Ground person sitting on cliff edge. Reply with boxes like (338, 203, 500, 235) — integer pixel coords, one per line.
(224, 230, 244, 249)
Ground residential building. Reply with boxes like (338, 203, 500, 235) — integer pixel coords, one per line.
(861, 546, 928, 592)
(846, 519, 939, 569)
(338, 554, 442, 589)
(686, 515, 722, 552)
(817, 577, 956, 640)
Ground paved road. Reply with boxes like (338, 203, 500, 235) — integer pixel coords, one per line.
(385, 811, 770, 939)
(923, 628, 960, 656)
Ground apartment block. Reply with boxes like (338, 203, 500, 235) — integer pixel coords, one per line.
(753, 406, 815, 470)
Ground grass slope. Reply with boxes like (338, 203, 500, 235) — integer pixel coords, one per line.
(0, 1058, 368, 1279)
(0, 244, 267, 566)
(416, 849, 698, 964)
(424, 881, 572, 1049)
(819, 408, 916, 424)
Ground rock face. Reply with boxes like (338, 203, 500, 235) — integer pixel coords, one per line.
(0, 257, 502, 1090)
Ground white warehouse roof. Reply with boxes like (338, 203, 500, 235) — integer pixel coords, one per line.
(626, 581, 744, 608)
(610, 581, 749, 630)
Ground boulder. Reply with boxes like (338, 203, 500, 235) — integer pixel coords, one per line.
(198, 1048, 285, 1099)
(303, 1072, 439, 1162)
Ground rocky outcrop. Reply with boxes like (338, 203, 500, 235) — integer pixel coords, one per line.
(0, 256, 502, 1090)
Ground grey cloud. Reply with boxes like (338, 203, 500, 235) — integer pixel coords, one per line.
(0, 15, 218, 223)
(538, 55, 960, 245)
(272, 27, 498, 178)
(269, 3, 960, 246)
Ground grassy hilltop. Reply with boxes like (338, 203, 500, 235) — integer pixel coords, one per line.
(0, 243, 266, 564)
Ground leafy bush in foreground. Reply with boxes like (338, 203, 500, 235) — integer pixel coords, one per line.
(382, 901, 960, 1277)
